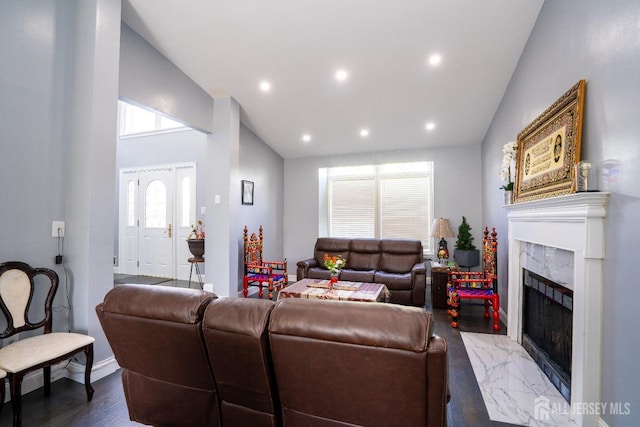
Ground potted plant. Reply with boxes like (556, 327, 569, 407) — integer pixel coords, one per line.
(187, 220, 205, 258)
(453, 216, 479, 268)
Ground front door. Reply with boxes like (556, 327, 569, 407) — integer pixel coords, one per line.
(139, 168, 174, 277)
(118, 163, 196, 279)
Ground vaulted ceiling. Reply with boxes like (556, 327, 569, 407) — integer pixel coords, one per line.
(122, 1, 543, 158)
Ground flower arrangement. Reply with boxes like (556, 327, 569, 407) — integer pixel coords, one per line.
(188, 220, 205, 239)
(323, 253, 346, 275)
(500, 141, 518, 191)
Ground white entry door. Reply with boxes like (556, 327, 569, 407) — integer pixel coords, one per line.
(119, 163, 196, 279)
(139, 168, 174, 277)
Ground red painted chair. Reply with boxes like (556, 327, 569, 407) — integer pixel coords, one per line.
(447, 227, 500, 331)
(243, 226, 287, 299)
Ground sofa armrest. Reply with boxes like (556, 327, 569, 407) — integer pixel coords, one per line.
(296, 258, 318, 279)
(411, 262, 426, 276)
(426, 334, 449, 426)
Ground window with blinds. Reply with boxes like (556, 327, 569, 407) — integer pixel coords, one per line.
(326, 162, 434, 253)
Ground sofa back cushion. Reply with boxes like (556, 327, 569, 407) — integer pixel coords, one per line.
(313, 238, 351, 267)
(345, 239, 381, 271)
(96, 284, 219, 427)
(380, 239, 423, 273)
(202, 297, 280, 427)
(269, 298, 433, 426)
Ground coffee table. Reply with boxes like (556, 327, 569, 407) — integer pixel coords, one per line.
(278, 278, 389, 302)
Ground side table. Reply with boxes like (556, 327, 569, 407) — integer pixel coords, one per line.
(430, 261, 453, 309)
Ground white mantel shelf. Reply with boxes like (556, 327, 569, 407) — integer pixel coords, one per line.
(505, 191, 609, 216)
(506, 191, 609, 427)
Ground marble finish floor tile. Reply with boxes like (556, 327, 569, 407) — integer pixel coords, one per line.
(461, 332, 577, 426)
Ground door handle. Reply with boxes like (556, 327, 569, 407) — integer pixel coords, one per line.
(167, 224, 172, 238)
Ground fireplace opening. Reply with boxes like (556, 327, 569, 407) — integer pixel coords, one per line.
(522, 268, 573, 402)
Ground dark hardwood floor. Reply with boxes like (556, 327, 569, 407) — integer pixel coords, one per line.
(0, 276, 518, 426)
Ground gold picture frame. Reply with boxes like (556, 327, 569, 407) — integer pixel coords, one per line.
(513, 80, 586, 203)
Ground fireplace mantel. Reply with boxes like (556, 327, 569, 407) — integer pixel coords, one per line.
(505, 192, 609, 427)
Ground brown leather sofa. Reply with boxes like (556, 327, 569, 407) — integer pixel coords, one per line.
(95, 284, 220, 426)
(296, 237, 427, 306)
(96, 284, 448, 427)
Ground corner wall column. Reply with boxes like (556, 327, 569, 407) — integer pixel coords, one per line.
(205, 96, 241, 296)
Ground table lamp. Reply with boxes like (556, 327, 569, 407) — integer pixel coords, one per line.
(431, 218, 455, 264)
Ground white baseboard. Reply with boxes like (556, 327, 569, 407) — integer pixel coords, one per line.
(2, 356, 120, 403)
(66, 356, 120, 383)
(499, 307, 508, 330)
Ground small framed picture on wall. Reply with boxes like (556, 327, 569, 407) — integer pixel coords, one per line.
(242, 180, 254, 205)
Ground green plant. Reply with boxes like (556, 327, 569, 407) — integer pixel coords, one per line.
(455, 216, 476, 250)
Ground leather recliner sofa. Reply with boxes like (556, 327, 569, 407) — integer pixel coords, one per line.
(96, 284, 448, 427)
(296, 237, 427, 306)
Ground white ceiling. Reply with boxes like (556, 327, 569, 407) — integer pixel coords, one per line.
(121, 0, 543, 159)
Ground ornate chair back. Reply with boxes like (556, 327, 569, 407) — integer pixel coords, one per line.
(243, 226, 288, 299)
(0, 261, 95, 427)
(244, 226, 265, 269)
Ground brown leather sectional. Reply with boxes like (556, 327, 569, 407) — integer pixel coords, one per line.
(297, 238, 427, 306)
(96, 284, 448, 427)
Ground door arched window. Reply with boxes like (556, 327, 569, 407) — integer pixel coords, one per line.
(145, 180, 167, 228)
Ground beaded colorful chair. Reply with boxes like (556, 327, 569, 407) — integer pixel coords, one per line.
(243, 226, 288, 299)
(447, 227, 500, 331)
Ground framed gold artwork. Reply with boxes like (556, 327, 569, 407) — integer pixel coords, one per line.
(513, 80, 586, 203)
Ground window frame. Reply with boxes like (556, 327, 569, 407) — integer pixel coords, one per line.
(322, 161, 435, 254)
(118, 100, 188, 138)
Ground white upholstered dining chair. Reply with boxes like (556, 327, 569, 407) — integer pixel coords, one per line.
(0, 261, 94, 427)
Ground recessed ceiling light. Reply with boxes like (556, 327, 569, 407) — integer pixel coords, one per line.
(335, 69, 349, 82)
(428, 54, 442, 67)
(302, 134, 312, 142)
(425, 122, 436, 131)
(360, 129, 369, 137)
(259, 80, 271, 92)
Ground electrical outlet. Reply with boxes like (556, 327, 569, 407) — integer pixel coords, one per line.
(52, 221, 65, 237)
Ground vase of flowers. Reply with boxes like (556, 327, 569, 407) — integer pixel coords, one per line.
(500, 141, 517, 205)
(187, 221, 205, 258)
(324, 253, 346, 287)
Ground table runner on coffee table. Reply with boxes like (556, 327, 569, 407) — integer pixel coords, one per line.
(278, 278, 389, 302)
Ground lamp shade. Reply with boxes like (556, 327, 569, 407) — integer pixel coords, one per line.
(430, 218, 455, 238)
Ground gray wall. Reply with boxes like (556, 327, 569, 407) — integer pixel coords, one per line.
(237, 125, 285, 290)
(482, 0, 640, 424)
(284, 145, 483, 269)
(0, 0, 121, 363)
(0, 1, 74, 330)
(119, 23, 213, 133)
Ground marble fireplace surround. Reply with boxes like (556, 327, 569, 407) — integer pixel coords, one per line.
(505, 192, 609, 427)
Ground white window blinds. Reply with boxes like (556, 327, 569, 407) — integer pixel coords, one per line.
(327, 162, 434, 252)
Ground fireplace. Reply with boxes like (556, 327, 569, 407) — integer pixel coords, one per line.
(523, 268, 573, 401)
(505, 192, 608, 427)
